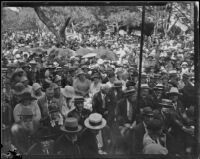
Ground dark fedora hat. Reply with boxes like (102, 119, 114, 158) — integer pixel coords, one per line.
(124, 89, 136, 97)
(113, 81, 123, 88)
(32, 127, 57, 141)
(74, 96, 84, 103)
(159, 99, 174, 108)
(60, 117, 82, 133)
(141, 107, 154, 116)
(19, 90, 37, 102)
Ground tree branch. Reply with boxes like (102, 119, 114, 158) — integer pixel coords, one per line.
(59, 17, 71, 43)
(33, 7, 60, 41)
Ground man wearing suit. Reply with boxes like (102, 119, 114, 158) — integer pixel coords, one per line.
(37, 83, 55, 119)
(92, 84, 110, 120)
(106, 81, 124, 127)
(131, 107, 154, 154)
(114, 89, 137, 154)
(68, 96, 91, 127)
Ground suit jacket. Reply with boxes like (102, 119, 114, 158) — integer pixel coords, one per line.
(92, 91, 108, 119)
(53, 134, 82, 157)
(67, 108, 91, 127)
(116, 98, 137, 126)
(131, 122, 146, 154)
(106, 88, 123, 126)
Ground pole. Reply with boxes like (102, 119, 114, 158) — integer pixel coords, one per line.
(136, 5, 145, 114)
(194, 1, 199, 157)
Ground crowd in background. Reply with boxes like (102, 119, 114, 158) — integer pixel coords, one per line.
(1, 27, 196, 159)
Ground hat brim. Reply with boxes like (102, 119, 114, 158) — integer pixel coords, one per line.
(60, 125, 82, 133)
(166, 92, 182, 96)
(84, 118, 106, 130)
(159, 103, 174, 108)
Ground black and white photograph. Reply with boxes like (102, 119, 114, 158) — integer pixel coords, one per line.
(1, 1, 199, 159)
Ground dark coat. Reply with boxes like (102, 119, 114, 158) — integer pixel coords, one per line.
(53, 134, 82, 157)
(116, 98, 137, 126)
(131, 122, 146, 154)
(37, 95, 50, 119)
(92, 91, 108, 119)
(106, 88, 123, 126)
(67, 108, 91, 127)
(79, 129, 99, 157)
(180, 83, 195, 108)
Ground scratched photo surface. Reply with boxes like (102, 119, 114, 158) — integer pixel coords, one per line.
(1, 1, 199, 159)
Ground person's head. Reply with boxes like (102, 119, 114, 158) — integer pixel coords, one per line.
(61, 117, 82, 140)
(91, 73, 100, 84)
(19, 91, 36, 106)
(124, 89, 137, 103)
(141, 84, 150, 98)
(113, 81, 122, 91)
(74, 96, 84, 112)
(45, 83, 54, 99)
(54, 75, 62, 86)
(20, 76, 29, 87)
(84, 113, 106, 135)
(147, 119, 163, 138)
(167, 87, 181, 102)
(76, 69, 86, 81)
(108, 72, 115, 83)
(142, 107, 154, 125)
(32, 83, 42, 96)
(100, 84, 110, 94)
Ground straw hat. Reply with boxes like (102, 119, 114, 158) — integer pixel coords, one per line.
(84, 113, 106, 130)
(60, 117, 82, 133)
(61, 86, 75, 99)
(153, 83, 164, 90)
(166, 87, 182, 96)
(141, 84, 150, 90)
(159, 99, 174, 108)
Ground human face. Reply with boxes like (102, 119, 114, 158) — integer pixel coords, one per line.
(78, 74, 85, 81)
(75, 102, 84, 111)
(141, 89, 149, 98)
(169, 95, 178, 102)
(46, 88, 54, 98)
(35, 88, 42, 96)
(109, 77, 115, 83)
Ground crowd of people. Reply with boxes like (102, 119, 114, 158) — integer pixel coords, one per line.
(1, 27, 196, 158)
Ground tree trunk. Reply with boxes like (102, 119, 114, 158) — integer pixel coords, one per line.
(33, 7, 70, 45)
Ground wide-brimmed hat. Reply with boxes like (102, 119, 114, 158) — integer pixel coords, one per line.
(159, 99, 174, 108)
(20, 76, 29, 83)
(84, 113, 107, 130)
(153, 83, 164, 90)
(91, 73, 100, 79)
(181, 62, 188, 67)
(13, 83, 27, 95)
(54, 75, 62, 83)
(124, 89, 136, 97)
(126, 80, 136, 87)
(76, 69, 85, 76)
(60, 117, 82, 133)
(29, 60, 37, 65)
(141, 84, 150, 90)
(61, 86, 75, 98)
(32, 83, 42, 91)
(74, 96, 84, 103)
(113, 81, 122, 88)
(141, 107, 154, 116)
(33, 127, 57, 141)
(19, 91, 37, 102)
(166, 87, 182, 96)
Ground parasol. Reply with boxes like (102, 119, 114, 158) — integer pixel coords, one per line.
(75, 47, 93, 56)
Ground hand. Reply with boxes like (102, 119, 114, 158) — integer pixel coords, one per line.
(182, 126, 194, 136)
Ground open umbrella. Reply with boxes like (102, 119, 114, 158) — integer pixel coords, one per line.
(94, 49, 118, 61)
